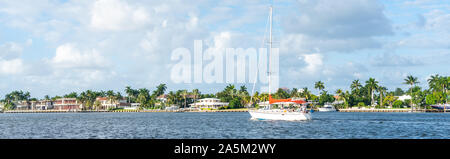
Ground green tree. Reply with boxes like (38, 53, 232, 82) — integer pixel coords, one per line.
(125, 86, 138, 103)
(180, 90, 188, 108)
(383, 93, 397, 108)
(314, 81, 325, 106)
(378, 86, 387, 107)
(365, 78, 379, 107)
(273, 88, 289, 99)
(393, 88, 405, 96)
(351, 80, 362, 92)
(426, 94, 437, 105)
(64, 92, 78, 98)
(404, 75, 419, 109)
(153, 84, 167, 97)
(393, 100, 403, 108)
(137, 88, 151, 109)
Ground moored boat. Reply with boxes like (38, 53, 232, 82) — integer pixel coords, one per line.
(247, 5, 312, 121)
(431, 104, 450, 110)
(318, 104, 337, 112)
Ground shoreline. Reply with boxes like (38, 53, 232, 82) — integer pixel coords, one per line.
(1, 108, 447, 113)
(1, 109, 250, 113)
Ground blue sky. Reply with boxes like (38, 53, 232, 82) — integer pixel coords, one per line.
(0, 0, 449, 98)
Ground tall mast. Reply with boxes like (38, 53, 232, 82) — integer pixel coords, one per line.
(268, 5, 273, 96)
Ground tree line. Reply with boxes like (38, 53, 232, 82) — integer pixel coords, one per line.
(1, 75, 449, 110)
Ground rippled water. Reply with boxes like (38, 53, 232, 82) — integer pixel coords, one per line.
(0, 112, 449, 139)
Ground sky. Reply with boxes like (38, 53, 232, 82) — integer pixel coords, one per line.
(0, 0, 449, 98)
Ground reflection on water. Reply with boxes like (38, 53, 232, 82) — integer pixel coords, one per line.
(0, 112, 449, 139)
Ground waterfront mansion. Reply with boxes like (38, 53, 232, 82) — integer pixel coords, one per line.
(8, 97, 133, 111)
(189, 98, 228, 110)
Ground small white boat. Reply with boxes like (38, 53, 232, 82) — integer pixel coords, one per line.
(318, 104, 337, 112)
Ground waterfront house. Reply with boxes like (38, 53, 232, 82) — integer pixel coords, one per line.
(189, 98, 228, 109)
(165, 105, 179, 111)
(396, 95, 412, 101)
(118, 103, 140, 110)
(14, 101, 31, 110)
(35, 100, 53, 110)
(53, 98, 81, 110)
(96, 97, 130, 110)
(156, 94, 168, 103)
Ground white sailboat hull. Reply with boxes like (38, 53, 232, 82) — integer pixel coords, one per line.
(249, 110, 312, 121)
(317, 108, 337, 112)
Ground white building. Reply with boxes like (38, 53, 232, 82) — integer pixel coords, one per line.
(165, 105, 179, 111)
(96, 97, 130, 110)
(34, 100, 53, 110)
(397, 95, 411, 101)
(120, 103, 140, 110)
(189, 98, 228, 109)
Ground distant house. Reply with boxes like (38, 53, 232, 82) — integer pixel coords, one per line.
(156, 94, 168, 103)
(53, 98, 81, 110)
(118, 103, 140, 110)
(165, 105, 179, 111)
(96, 97, 129, 110)
(33, 100, 53, 110)
(396, 95, 411, 101)
(189, 98, 228, 109)
(14, 101, 31, 110)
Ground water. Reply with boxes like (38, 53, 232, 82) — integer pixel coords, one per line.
(0, 112, 449, 139)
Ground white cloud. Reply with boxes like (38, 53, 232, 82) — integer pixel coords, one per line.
(0, 59, 24, 75)
(284, 0, 392, 38)
(51, 43, 110, 69)
(281, 0, 392, 53)
(90, 0, 152, 31)
(0, 42, 23, 60)
(299, 53, 323, 75)
(371, 53, 424, 67)
(424, 9, 450, 32)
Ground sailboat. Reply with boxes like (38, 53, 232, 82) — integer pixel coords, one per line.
(248, 5, 312, 121)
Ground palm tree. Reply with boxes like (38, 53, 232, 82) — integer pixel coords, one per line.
(301, 87, 312, 101)
(181, 90, 188, 108)
(227, 84, 236, 98)
(191, 89, 200, 108)
(351, 80, 362, 92)
(378, 86, 387, 108)
(315, 81, 325, 95)
(428, 74, 440, 92)
(343, 91, 351, 108)
(404, 75, 419, 110)
(137, 88, 150, 109)
(106, 90, 115, 110)
(365, 78, 379, 107)
(315, 81, 325, 106)
(167, 91, 176, 105)
(153, 84, 167, 97)
(335, 89, 344, 109)
(125, 86, 137, 103)
(251, 91, 260, 107)
(259, 93, 269, 102)
(291, 88, 299, 98)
